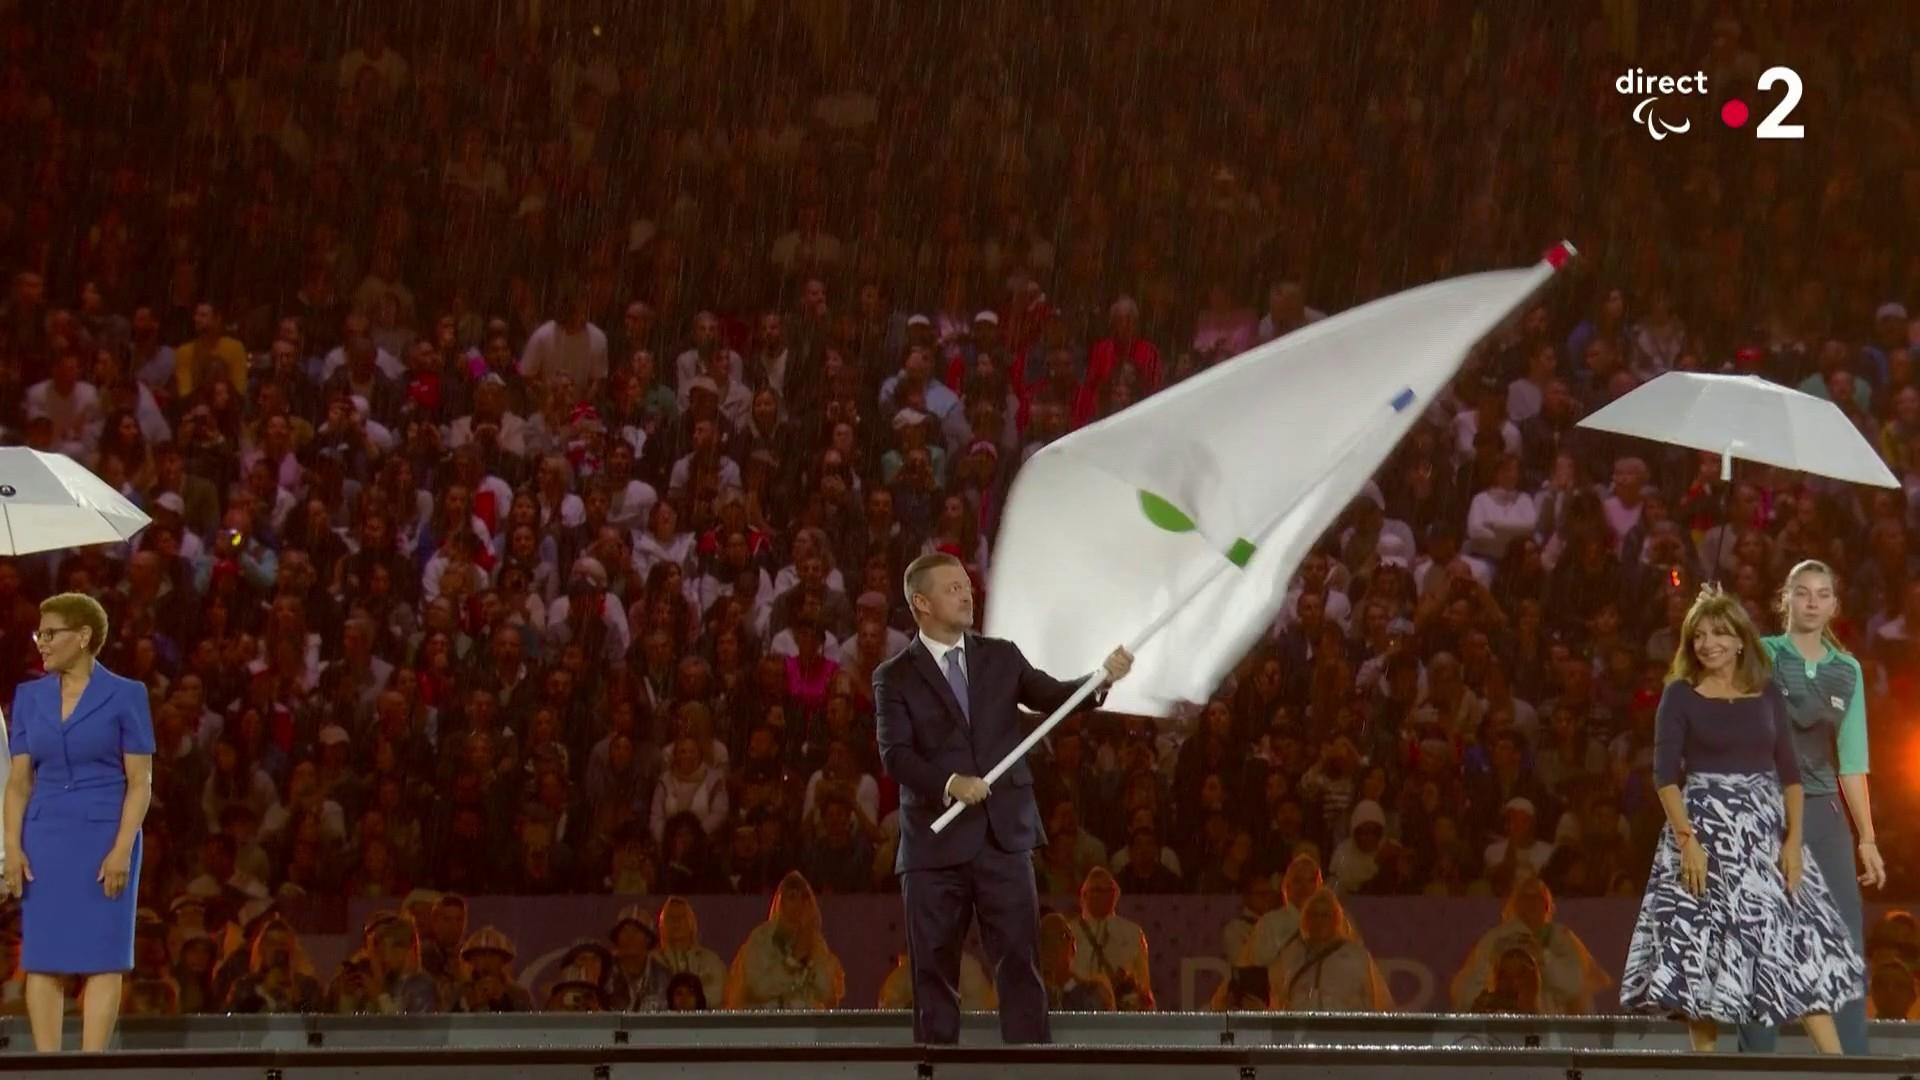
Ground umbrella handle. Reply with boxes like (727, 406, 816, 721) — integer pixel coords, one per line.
(1712, 479, 1734, 587)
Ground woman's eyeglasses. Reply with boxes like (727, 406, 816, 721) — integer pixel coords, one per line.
(32, 627, 78, 645)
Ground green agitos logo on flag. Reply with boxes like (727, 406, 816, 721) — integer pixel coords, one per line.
(1136, 389, 1416, 574)
(1138, 491, 1258, 568)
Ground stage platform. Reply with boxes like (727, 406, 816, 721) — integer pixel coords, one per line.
(0, 1012, 1914, 1078)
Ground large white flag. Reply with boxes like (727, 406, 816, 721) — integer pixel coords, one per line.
(986, 245, 1572, 716)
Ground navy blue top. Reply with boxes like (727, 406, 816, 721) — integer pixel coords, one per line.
(1652, 681, 1800, 788)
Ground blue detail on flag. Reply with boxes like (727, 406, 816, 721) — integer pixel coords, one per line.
(1391, 388, 1415, 411)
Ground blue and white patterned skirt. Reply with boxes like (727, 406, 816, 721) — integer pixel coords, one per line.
(1620, 772, 1864, 1025)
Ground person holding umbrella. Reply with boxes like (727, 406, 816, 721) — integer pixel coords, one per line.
(1619, 585, 1862, 1052)
(1737, 559, 1884, 1055)
(1579, 368, 1900, 1053)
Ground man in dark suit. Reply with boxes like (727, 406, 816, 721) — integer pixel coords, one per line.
(874, 552, 1131, 1045)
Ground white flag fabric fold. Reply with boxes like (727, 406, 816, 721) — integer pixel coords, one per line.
(985, 244, 1573, 717)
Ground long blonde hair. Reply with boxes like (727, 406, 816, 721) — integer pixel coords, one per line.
(1776, 559, 1850, 656)
(1665, 585, 1772, 692)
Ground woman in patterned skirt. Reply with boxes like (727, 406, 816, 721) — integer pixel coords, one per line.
(1620, 586, 1862, 1052)
(1738, 560, 1884, 1054)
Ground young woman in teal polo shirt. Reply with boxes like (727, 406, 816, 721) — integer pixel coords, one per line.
(1739, 559, 1885, 1055)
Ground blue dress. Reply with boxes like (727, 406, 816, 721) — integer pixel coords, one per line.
(8, 666, 155, 974)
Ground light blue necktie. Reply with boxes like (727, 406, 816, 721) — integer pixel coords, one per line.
(944, 647, 971, 724)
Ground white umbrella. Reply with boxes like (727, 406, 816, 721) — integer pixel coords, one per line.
(0, 447, 152, 555)
(1577, 371, 1899, 488)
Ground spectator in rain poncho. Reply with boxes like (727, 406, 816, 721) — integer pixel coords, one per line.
(605, 904, 657, 1011)
(1219, 870, 1280, 969)
(723, 872, 845, 1010)
(553, 939, 617, 1007)
(1328, 798, 1391, 894)
(1070, 867, 1155, 1011)
(638, 897, 728, 1011)
(1234, 854, 1369, 970)
(452, 926, 533, 1012)
(1216, 854, 1323, 1009)
(223, 916, 324, 1013)
(1039, 913, 1115, 1012)
(1267, 888, 1392, 1012)
(1450, 876, 1610, 1015)
(335, 915, 443, 1015)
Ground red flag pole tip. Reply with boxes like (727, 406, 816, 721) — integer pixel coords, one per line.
(1543, 241, 1577, 270)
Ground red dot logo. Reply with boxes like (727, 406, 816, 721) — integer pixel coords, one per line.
(1721, 99, 1750, 128)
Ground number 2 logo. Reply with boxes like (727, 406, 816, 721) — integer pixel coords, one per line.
(1756, 65, 1804, 139)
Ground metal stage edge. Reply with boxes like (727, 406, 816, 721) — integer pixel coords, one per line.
(0, 1012, 1915, 1078)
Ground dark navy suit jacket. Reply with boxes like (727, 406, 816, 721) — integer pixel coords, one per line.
(874, 633, 1102, 873)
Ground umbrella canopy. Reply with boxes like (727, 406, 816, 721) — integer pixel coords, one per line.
(0, 447, 152, 555)
(1576, 372, 1898, 488)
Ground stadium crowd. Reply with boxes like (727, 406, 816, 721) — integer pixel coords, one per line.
(1, 0, 1919, 1017)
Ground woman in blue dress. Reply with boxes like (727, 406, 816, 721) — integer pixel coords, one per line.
(1619, 586, 1861, 1052)
(1737, 559, 1885, 1054)
(3, 593, 155, 1052)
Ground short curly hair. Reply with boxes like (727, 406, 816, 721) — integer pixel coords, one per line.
(39, 592, 109, 655)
